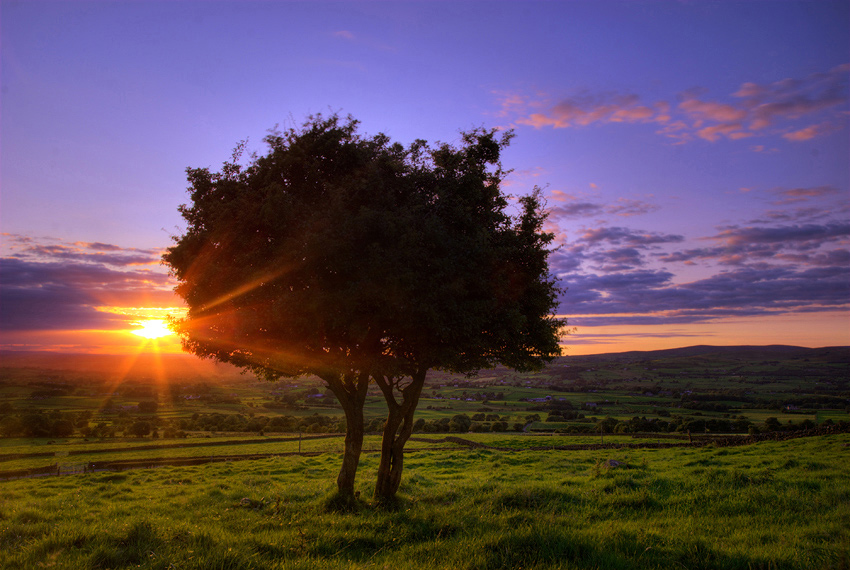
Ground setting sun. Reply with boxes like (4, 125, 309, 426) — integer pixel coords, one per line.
(132, 319, 172, 339)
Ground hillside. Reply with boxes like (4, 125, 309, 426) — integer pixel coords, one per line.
(3, 345, 848, 375)
(562, 344, 850, 365)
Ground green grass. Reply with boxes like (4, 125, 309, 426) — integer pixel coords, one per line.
(1, 433, 848, 569)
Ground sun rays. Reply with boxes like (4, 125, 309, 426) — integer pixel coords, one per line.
(131, 319, 173, 339)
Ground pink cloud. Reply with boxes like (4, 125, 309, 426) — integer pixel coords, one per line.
(695, 123, 747, 142)
(783, 123, 831, 141)
(771, 186, 843, 205)
(515, 92, 669, 129)
(502, 64, 848, 144)
(679, 98, 747, 123)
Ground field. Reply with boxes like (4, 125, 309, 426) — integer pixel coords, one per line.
(2, 433, 849, 569)
(1, 346, 848, 443)
(1, 346, 848, 568)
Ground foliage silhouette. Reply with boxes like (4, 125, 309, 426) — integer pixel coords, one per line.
(164, 113, 565, 501)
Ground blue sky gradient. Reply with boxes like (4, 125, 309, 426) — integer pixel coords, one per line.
(1, 1, 848, 354)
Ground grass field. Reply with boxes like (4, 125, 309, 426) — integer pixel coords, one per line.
(2, 432, 848, 569)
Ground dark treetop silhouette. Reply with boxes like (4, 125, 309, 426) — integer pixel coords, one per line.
(163, 114, 566, 503)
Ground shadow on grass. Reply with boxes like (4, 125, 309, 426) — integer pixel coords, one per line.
(321, 490, 366, 513)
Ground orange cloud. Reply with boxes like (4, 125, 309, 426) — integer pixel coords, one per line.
(501, 64, 848, 144)
(513, 92, 669, 130)
(695, 122, 747, 142)
(679, 98, 747, 123)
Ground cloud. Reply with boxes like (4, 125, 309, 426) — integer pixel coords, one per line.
(562, 330, 708, 342)
(80, 242, 124, 252)
(557, 264, 850, 326)
(0, 257, 176, 332)
(333, 30, 355, 40)
(513, 92, 669, 129)
(749, 204, 850, 225)
(606, 198, 660, 217)
(769, 185, 844, 205)
(548, 197, 660, 220)
(1, 236, 177, 334)
(3, 234, 162, 267)
(550, 202, 605, 219)
(551, 225, 686, 273)
(552, 191, 849, 327)
(587, 247, 645, 273)
(579, 226, 684, 247)
(678, 64, 849, 142)
(712, 223, 850, 248)
(679, 98, 747, 124)
(657, 222, 850, 266)
(783, 122, 834, 141)
(501, 64, 849, 144)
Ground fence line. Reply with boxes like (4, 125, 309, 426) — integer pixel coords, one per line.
(2, 423, 846, 481)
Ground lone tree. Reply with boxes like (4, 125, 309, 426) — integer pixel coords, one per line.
(164, 114, 565, 503)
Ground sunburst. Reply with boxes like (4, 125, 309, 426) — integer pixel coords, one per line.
(131, 319, 173, 339)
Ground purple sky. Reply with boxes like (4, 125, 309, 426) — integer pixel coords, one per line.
(1, 0, 848, 354)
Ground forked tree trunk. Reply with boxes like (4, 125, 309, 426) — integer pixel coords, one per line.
(373, 367, 427, 502)
(324, 371, 369, 500)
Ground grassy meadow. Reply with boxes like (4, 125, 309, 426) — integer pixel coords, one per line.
(1, 346, 848, 568)
(2, 432, 849, 570)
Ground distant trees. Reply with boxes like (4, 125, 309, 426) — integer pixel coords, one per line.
(164, 114, 565, 503)
(137, 401, 158, 414)
(764, 417, 782, 431)
(0, 412, 82, 438)
(127, 421, 152, 438)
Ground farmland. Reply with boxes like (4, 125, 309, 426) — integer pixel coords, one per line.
(1, 345, 848, 446)
(1, 345, 849, 568)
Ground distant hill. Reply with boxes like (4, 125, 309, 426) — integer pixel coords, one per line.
(2, 345, 849, 378)
(563, 345, 850, 364)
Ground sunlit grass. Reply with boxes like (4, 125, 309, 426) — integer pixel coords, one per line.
(1, 434, 848, 569)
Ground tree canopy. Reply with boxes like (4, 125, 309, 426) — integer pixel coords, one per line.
(164, 114, 566, 502)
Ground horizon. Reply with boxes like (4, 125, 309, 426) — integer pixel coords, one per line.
(1, 1, 848, 357)
(1, 342, 847, 361)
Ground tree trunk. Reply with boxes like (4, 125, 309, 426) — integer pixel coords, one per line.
(373, 367, 427, 502)
(323, 371, 369, 500)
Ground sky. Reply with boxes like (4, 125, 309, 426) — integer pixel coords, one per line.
(1, 0, 848, 356)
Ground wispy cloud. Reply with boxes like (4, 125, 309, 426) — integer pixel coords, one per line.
(512, 92, 670, 129)
(548, 196, 659, 220)
(3, 234, 162, 267)
(499, 64, 849, 144)
(769, 185, 843, 205)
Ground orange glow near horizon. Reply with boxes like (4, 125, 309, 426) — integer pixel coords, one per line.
(559, 310, 850, 356)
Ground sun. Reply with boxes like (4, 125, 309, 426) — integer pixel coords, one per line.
(132, 319, 172, 339)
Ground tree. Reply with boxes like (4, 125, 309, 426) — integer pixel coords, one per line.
(164, 114, 565, 503)
(764, 417, 782, 431)
(127, 421, 152, 438)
